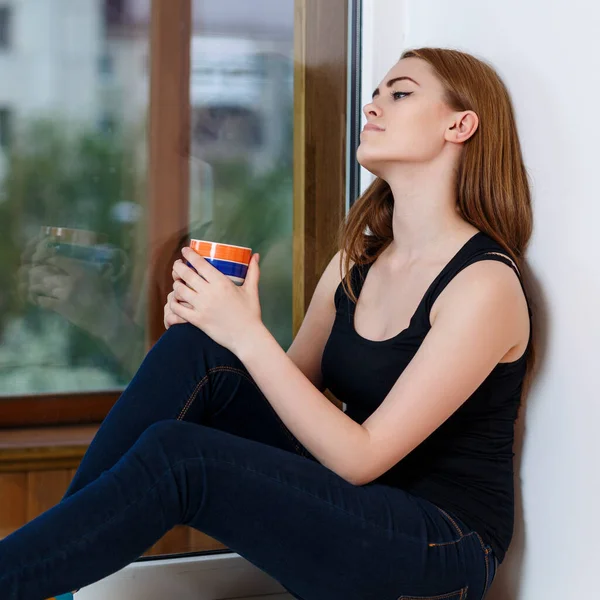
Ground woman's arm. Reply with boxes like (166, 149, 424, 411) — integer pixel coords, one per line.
(236, 259, 525, 485)
(285, 250, 347, 391)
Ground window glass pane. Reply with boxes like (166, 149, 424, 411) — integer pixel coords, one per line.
(0, 0, 151, 396)
(0, 0, 298, 564)
(0, 5, 12, 50)
(188, 0, 295, 349)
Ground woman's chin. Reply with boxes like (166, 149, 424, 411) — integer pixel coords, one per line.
(356, 149, 375, 169)
(356, 153, 383, 178)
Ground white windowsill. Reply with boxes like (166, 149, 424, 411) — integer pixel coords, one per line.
(75, 551, 293, 600)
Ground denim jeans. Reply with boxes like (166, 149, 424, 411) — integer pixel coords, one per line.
(0, 324, 497, 600)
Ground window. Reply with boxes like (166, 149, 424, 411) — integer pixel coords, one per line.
(192, 106, 263, 148)
(0, 3, 152, 403)
(0, 0, 349, 563)
(0, 106, 12, 149)
(98, 112, 118, 134)
(105, 0, 126, 28)
(187, 8, 296, 354)
(0, 5, 11, 50)
(98, 53, 115, 77)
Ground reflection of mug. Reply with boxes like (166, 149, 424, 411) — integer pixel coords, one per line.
(41, 226, 129, 282)
(189, 239, 252, 285)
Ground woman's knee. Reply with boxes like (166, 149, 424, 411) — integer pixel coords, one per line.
(159, 323, 239, 366)
(136, 420, 219, 465)
(140, 419, 197, 452)
(161, 322, 213, 351)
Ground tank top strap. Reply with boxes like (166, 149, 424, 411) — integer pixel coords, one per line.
(352, 261, 371, 298)
(334, 259, 371, 312)
(423, 234, 533, 319)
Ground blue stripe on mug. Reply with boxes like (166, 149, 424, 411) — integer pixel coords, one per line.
(186, 258, 248, 279)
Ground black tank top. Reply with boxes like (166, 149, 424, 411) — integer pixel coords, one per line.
(321, 231, 533, 563)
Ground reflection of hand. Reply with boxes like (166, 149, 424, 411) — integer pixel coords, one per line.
(16, 234, 148, 378)
(17, 234, 52, 302)
(18, 237, 119, 337)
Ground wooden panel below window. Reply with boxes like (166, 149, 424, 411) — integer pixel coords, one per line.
(0, 473, 27, 539)
(0, 427, 225, 555)
(26, 469, 73, 521)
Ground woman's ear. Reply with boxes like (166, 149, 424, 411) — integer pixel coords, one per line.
(445, 110, 479, 144)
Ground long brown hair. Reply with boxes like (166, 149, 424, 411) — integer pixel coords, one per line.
(338, 47, 536, 397)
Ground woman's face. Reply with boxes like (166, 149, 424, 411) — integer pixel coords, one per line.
(356, 57, 460, 178)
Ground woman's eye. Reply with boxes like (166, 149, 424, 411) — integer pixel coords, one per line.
(391, 91, 410, 100)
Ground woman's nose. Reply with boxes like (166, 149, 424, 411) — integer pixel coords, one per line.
(363, 100, 382, 119)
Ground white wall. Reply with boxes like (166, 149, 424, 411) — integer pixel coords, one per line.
(361, 1, 598, 598)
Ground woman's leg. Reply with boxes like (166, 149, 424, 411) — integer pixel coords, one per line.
(60, 323, 308, 598)
(65, 323, 309, 498)
(0, 420, 494, 600)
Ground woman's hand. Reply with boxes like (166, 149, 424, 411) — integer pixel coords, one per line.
(164, 290, 187, 330)
(168, 247, 263, 354)
(164, 260, 193, 330)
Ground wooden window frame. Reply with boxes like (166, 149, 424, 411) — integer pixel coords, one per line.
(0, 0, 349, 429)
(293, 0, 348, 334)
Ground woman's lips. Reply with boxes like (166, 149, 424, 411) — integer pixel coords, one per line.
(362, 123, 385, 132)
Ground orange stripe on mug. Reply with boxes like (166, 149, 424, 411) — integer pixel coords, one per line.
(189, 240, 252, 265)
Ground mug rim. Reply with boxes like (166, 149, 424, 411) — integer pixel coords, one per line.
(190, 239, 252, 252)
(41, 226, 103, 245)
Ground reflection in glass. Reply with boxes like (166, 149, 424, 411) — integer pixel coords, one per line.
(188, 8, 295, 349)
(0, 0, 295, 397)
(0, 0, 297, 563)
(0, 1, 150, 395)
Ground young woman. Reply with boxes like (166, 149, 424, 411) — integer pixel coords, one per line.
(0, 47, 534, 600)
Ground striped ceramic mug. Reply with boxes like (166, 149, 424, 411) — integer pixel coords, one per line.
(188, 239, 252, 286)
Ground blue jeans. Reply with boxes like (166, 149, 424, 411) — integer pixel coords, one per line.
(0, 324, 497, 599)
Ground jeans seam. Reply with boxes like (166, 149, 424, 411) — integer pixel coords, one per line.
(399, 587, 468, 600)
(473, 531, 491, 597)
(177, 367, 251, 421)
(428, 530, 477, 548)
(434, 506, 464, 536)
(428, 507, 492, 595)
(178, 366, 307, 457)
(177, 366, 254, 421)
(427, 505, 467, 547)
(177, 374, 210, 421)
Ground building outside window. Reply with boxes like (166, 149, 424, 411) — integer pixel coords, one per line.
(0, 5, 11, 50)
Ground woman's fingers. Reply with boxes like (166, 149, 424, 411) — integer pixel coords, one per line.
(164, 290, 189, 329)
(172, 259, 207, 292)
(173, 280, 196, 304)
(165, 311, 186, 329)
